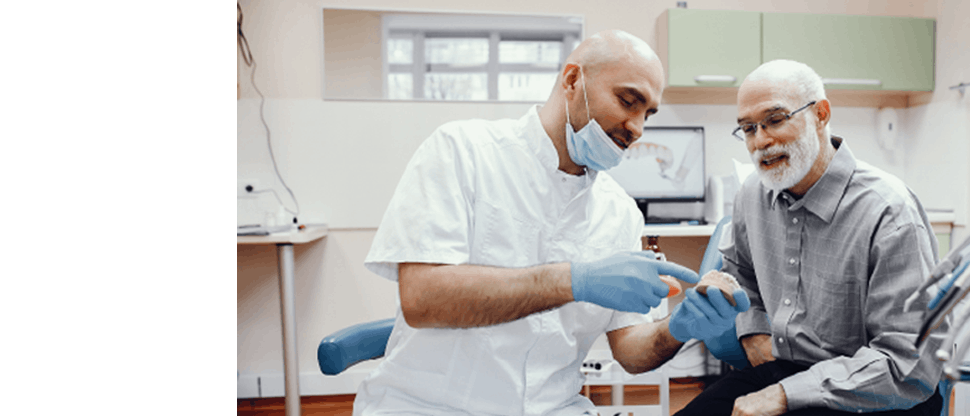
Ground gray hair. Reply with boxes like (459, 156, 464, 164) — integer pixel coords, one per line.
(745, 60, 831, 138)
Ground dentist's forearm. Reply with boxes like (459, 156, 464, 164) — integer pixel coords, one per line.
(398, 262, 574, 328)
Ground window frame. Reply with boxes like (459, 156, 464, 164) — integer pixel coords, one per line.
(381, 12, 582, 101)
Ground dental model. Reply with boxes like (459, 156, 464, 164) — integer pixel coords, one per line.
(695, 270, 741, 307)
(658, 274, 683, 297)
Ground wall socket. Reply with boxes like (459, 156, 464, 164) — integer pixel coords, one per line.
(238, 179, 261, 198)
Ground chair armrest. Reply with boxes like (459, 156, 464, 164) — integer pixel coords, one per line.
(317, 318, 395, 376)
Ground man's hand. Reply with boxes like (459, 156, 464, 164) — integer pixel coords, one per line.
(571, 252, 699, 314)
(740, 334, 775, 367)
(732, 383, 787, 416)
(668, 286, 751, 342)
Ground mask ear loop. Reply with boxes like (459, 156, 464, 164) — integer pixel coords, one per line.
(564, 65, 593, 128)
(579, 66, 592, 125)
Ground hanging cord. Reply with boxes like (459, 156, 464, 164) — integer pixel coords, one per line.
(238, 3, 300, 221)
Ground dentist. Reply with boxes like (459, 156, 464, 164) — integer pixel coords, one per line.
(356, 30, 749, 416)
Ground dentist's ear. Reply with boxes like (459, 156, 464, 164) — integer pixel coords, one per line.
(561, 63, 582, 96)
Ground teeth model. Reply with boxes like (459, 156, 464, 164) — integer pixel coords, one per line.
(695, 270, 741, 307)
(658, 274, 683, 297)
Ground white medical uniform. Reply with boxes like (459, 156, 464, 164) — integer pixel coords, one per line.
(357, 105, 649, 416)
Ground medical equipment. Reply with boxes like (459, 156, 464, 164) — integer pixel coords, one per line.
(912, 233, 970, 382)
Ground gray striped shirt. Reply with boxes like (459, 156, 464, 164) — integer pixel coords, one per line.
(723, 137, 947, 411)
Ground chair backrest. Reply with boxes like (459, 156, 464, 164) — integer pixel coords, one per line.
(699, 215, 733, 276)
(698, 216, 752, 370)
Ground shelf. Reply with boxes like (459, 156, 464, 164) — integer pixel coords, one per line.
(661, 87, 932, 109)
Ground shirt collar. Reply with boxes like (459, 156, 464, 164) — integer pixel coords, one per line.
(524, 104, 597, 183)
(765, 136, 855, 223)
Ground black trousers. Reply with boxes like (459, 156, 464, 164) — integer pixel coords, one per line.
(675, 360, 942, 416)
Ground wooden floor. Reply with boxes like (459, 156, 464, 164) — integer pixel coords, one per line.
(237, 379, 959, 415)
(237, 378, 707, 416)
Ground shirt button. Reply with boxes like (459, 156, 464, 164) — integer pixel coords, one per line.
(789, 258, 797, 265)
(784, 299, 792, 306)
(792, 218, 799, 224)
(778, 337, 784, 344)
(561, 178, 566, 182)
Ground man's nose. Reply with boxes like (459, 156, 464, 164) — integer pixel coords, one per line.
(626, 115, 644, 142)
(749, 125, 773, 150)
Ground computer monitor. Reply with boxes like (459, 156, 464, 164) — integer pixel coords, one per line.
(605, 126, 706, 223)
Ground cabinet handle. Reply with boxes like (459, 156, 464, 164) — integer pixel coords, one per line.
(822, 78, 882, 86)
(693, 75, 737, 83)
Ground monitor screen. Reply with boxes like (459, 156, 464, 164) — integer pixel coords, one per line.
(606, 126, 705, 201)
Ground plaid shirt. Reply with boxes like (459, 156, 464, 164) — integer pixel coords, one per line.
(723, 137, 947, 411)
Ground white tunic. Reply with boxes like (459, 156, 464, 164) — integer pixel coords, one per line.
(357, 105, 649, 416)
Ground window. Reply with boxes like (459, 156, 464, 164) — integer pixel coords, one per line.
(382, 13, 582, 101)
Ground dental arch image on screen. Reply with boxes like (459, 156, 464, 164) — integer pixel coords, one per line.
(606, 127, 705, 201)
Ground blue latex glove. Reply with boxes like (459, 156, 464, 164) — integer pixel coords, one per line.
(571, 252, 700, 314)
(669, 286, 751, 342)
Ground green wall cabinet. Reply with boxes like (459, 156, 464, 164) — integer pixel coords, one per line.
(762, 13, 935, 91)
(660, 9, 762, 88)
(659, 9, 935, 95)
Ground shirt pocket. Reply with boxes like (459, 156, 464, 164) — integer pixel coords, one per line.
(473, 199, 541, 267)
(804, 275, 866, 355)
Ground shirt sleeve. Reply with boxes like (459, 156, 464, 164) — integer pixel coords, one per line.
(780, 220, 946, 411)
(364, 125, 475, 281)
(724, 188, 771, 338)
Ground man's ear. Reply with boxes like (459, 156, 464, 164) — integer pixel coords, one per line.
(815, 99, 831, 130)
(561, 63, 581, 97)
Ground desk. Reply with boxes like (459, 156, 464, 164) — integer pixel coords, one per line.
(238, 225, 329, 416)
(642, 224, 716, 237)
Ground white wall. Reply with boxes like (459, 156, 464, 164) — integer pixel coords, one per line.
(237, 0, 966, 394)
(902, 0, 970, 244)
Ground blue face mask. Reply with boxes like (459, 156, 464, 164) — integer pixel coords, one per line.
(565, 67, 624, 172)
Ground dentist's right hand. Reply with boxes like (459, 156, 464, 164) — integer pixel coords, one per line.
(571, 252, 700, 314)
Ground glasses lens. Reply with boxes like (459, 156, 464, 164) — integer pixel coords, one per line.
(764, 113, 789, 130)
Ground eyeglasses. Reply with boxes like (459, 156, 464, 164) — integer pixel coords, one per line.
(732, 101, 817, 141)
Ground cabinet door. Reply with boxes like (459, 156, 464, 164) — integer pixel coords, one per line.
(664, 9, 761, 88)
(762, 13, 934, 91)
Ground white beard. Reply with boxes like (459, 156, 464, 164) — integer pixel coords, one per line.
(750, 119, 820, 192)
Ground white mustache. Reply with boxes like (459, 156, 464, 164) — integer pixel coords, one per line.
(754, 148, 790, 165)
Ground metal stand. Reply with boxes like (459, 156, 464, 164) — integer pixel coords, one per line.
(277, 243, 301, 416)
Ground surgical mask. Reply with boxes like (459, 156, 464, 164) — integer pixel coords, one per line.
(565, 67, 624, 172)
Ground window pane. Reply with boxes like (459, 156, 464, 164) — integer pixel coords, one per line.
(387, 38, 413, 64)
(499, 41, 562, 65)
(498, 73, 557, 101)
(425, 38, 489, 65)
(387, 73, 413, 99)
(424, 73, 487, 100)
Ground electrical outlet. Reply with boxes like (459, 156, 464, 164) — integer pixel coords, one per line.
(238, 179, 261, 198)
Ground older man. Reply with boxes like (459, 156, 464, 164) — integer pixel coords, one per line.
(676, 59, 947, 416)
(354, 30, 750, 415)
